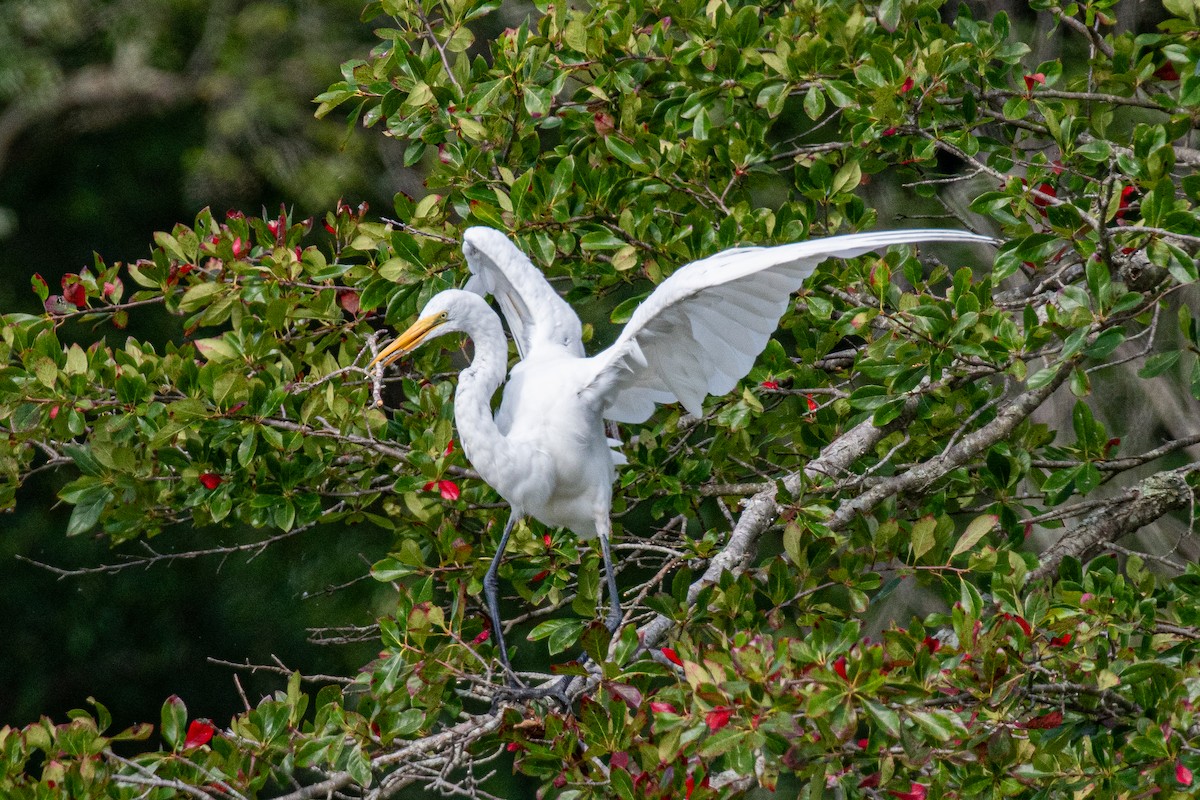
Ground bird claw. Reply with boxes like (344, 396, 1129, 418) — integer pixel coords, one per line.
(491, 676, 576, 711)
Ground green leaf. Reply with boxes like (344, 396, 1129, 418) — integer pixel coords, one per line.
(178, 282, 222, 313)
(161, 696, 187, 751)
(1139, 350, 1180, 379)
(864, 699, 901, 738)
(951, 514, 997, 559)
(911, 515, 937, 560)
(803, 85, 826, 120)
(604, 137, 644, 169)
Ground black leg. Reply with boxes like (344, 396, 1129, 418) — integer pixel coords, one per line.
(598, 530, 622, 633)
(484, 512, 519, 684)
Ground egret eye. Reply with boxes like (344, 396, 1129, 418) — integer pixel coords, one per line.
(438, 311, 448, 320)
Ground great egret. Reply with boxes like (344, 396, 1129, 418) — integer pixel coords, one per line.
(372, 226, 995, 681)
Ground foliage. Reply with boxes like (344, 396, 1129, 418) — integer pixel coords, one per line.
(3, 0, 1200, 797)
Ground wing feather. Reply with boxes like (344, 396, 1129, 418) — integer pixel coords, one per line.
(461, 227, 585, 358)
(582, 229, 997, 423)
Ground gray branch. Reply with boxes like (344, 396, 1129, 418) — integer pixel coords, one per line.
(1030, 462, 1200, 582)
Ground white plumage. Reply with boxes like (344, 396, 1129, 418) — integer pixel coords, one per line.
(372, 226, 996, 681)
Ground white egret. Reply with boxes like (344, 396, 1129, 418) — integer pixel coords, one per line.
(372, 226, 995, 681)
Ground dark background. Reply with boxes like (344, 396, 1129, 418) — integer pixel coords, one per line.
(0, 0, 406, 730)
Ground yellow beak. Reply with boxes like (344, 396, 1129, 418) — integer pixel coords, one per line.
(370, 315, 445, 368)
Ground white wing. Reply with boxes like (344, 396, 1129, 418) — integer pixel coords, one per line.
(461, 227, 584, 358)
(582, 229, 997, 424)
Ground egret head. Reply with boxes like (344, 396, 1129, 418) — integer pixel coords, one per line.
(370, 290, 472, 368)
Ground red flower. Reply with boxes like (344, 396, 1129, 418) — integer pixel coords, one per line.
(889, 782, 928, 800)
(423, 480, 460, 501)
(184, 720, 215, 749)
(199, 473, 223, 490)
(685, 773, 696, 799)
(760, 380, 779, 390)
(232, 237, 248, 259)
(805, 394, 818, 413)
(1023, 72, 1046, 92)
(444, 439, 455, 456)
(900, 76, 915, 93)
(882, 127, 898, 136)
(705, 706, 733, 731)
(922, 635, 941, 653)
(472, 628, 490, 644)
(832, 655, 849, 680)
(661, 647, 683, 666)
(1177, 761, 1194, 786)
(49, 406, 60, 420)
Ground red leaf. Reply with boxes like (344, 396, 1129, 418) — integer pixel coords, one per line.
(184, 720, 215, 749)
(882, 127, 898, 136)
(610, 751, 629, 770)
(593, 112, 615, 136)
(444, 439, 455, 456)
(705, 706, 733, 731)
(889, 782, 928, 800)
(661, 647, 683, 666)
(337, 290, 360, 315)
(922, 635, 941, 653)
(1005, 614, 1032, 637)
(649, 701, 677, 714)
(472, 628, 490, 644)
(685, 774, 696, 799)
(900, 76, 915, 93)
(199, 473, 223, 490)
(31, 273, 49, 301)
(833, 655, 849, 681)
(424, 480, 460, 501)
(1155, 62, 1180, 81)
(1177, 761, 1193, 786)
(1020, 710, 1063, 729)
(530, 569, 549, 582)
(1049, 633, 1072, 647)
(1032, 183, 1056, 207)
(63, 281, 87, 309)
(1024, 72, 1046, 92)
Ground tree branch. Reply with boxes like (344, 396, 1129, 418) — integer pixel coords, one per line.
(1030, 462, 1200, 582)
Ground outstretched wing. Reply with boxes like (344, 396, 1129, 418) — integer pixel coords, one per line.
(581, 229, 997, 424)
(461, 227, 585, 358)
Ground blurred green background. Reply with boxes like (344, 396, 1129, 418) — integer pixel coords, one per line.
(0, 0, 414, 729)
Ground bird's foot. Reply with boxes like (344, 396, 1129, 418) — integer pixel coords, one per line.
(491, 676, 575, 711)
